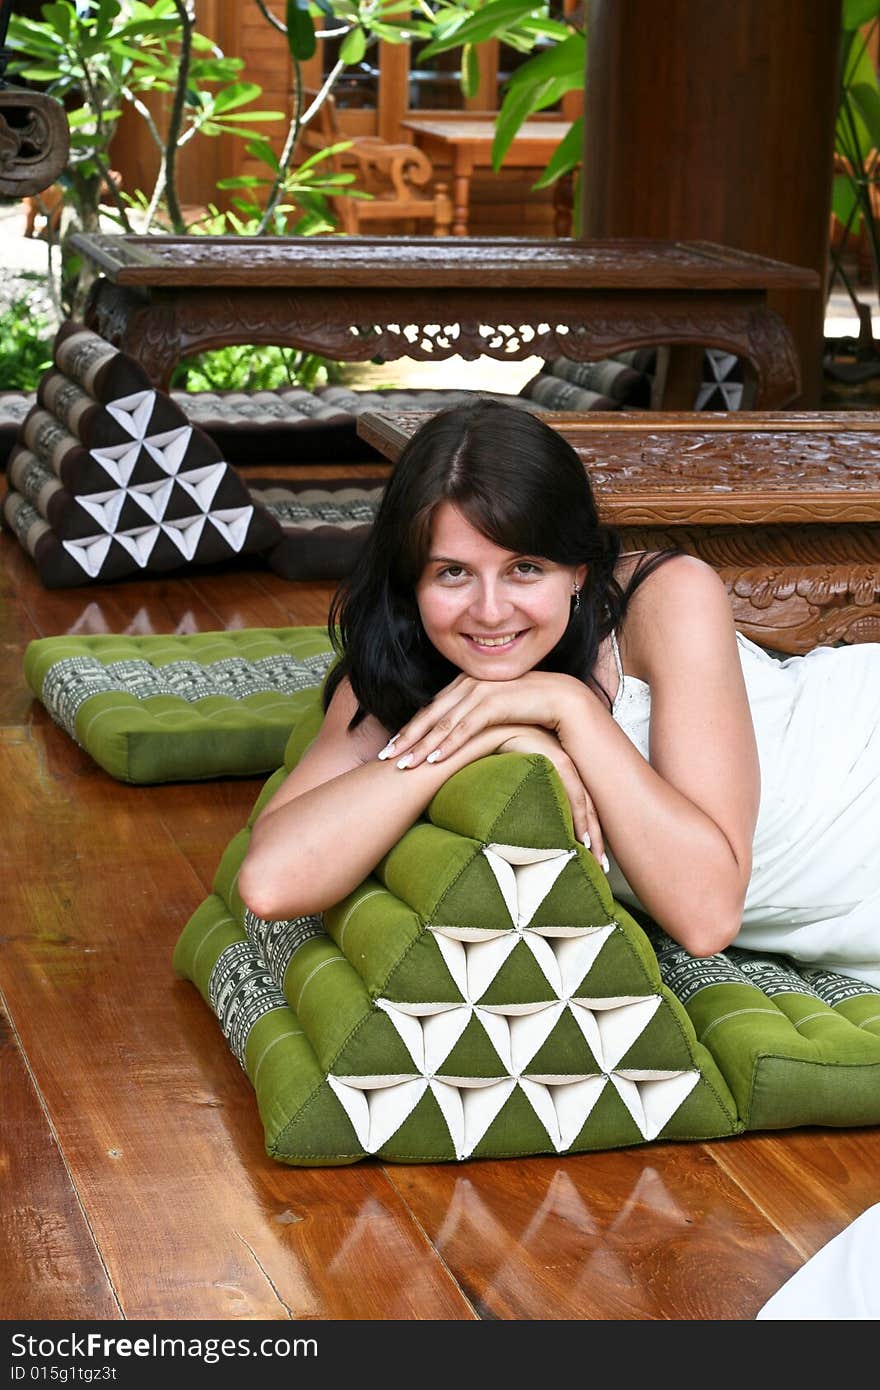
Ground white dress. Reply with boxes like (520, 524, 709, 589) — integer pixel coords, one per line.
(606, 630, 880, 987)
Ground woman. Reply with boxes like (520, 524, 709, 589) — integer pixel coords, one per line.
(238, 399, 880, 986)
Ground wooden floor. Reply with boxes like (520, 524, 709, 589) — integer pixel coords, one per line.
(2, 489, 880, 1324)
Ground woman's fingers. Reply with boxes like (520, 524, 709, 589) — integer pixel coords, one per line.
(581, 794, 608, 872)
(377, 680, 474, 762)
(384, 690, 494, 767)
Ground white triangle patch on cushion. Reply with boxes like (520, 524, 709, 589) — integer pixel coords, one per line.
(506, 1000, 566, 1073)
(105, 390, 157, 440)
(161, 514, 207, 560)
(591, 995, 662, 1072)
(327, 1074, 427, 1153)
(76, 488, 127, 533)
(207, 506, 254, 552)
(518, 1075, 608, 1152)
(483, 845, 575, 927)
(376, 998, 471, 1075)
(458, 1076, 517, 1157)
(609, 1070, 699, 1141)
(89, 441, 142, 488)
(143, 426, 192, 475)
(61, 533, 114, 578)
(127, 477, 176, 522)
(114, 525, 161, 567)
(176, 462, 227, 512)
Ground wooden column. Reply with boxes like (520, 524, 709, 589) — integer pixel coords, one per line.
(582, 0, 842, 406)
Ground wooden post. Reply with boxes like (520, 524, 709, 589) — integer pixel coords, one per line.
(582, 0, 842, 407)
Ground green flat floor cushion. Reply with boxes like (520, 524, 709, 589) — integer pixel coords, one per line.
(24, 625, 335, 783)
(174, 750, 742, 1164)
(649, 929, 880, 1130)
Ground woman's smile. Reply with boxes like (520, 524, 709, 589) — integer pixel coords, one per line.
(463, 628, 529, 651)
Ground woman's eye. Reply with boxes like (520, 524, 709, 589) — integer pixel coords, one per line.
(513, 562, 541, 576)
(438, 565, 465, 580)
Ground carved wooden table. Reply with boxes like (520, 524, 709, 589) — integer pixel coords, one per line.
(356, 408, 880, 654)
(71, 235, 817, 408)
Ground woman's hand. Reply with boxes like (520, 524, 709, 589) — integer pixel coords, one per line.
(380, 688, 608, 868)
(379, 671, 585, 770)
(496, 728, 607, 868)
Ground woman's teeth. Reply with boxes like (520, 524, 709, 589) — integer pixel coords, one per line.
(468, 632, 520, 647)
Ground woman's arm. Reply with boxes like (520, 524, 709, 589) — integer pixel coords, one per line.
(238, 679, 559, 922)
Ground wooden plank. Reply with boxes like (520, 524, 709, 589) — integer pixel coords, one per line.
(150, 776, 265, 894)
(386, 1141, 805, 1319)
(0, 990, 120, 1320)
(0, 724, 474, 1319)
(70, 233, 820, 289)
(708, 1128, 880, 1261)
(0, 541, 41, 727)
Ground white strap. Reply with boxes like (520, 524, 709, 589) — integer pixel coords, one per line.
(610, 629, 625, 688)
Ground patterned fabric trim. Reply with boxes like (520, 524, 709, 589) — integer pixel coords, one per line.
(41, 649, 335, 742)
(651, 926, 880, 1006)
(172, 387, 541, 428)
(0, 391, 36, 427)
(244, 908, 326, 986)
(209, 939, 288, 1070)
(256, 493, 381, 530)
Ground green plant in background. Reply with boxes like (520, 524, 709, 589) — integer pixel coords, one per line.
(7, 0, 286, 312)
(170, 343, 341, 392)
(417, 1, 583, 193)
(0, 284, 55, 389)
(832, 0, 880, 354)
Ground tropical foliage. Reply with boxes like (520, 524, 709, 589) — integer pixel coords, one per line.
(832, 0, 880, 327)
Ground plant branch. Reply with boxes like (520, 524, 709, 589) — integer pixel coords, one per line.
(252, 0, 349, 40)
(164, 0, 195, 235)
(254, 55, 347, 233)
(74, 43, 132, 229)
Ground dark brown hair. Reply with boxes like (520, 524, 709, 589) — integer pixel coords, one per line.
(323, 399, 674, 732)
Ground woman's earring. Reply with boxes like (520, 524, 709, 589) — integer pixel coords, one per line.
(572, 583, 581, 613)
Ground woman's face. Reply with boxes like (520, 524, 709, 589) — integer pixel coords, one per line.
(415, 502, 587, 680)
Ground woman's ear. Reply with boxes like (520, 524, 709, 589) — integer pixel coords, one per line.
(575, 563, 588, 591)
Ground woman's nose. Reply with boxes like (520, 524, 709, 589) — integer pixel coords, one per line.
(469, 581, 513, 624)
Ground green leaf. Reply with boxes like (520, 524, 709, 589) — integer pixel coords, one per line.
(294, 141, 353, 173)
(850, 80, 880, 149)
(40, 2, 73, 43)
(244, 137, 282, 171)
(11, 64, 69, 82)
(209, 82, 265, 115)
(461, 43, 481, 98)
(532, 116, 582, 187)
(216, 175, 268, 189)
(842, 0, 880, 32)
(417, 9, 539, 59)
(286, 0, 317, 60)
(491, 79, 543, 168)
(339, 25, 367, 64)
(503, 32, 586, 90)
(832, 171, 862, 228)
(94, 0, 124, 40)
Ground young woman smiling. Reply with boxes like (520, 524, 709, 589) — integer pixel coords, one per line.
(238, 400, 880, 988)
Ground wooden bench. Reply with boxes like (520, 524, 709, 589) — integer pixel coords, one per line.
(71, 234, 817, 409)
(357, 408, 880, 655)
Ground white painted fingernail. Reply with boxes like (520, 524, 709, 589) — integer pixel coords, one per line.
(581, 832, 591, 849)
(396, 753, 414, 769)
(601, 853, 610, 873)
(378, 736, 398, 760)
(426, 750, 442, 764)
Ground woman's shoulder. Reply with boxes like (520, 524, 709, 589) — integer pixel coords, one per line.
(616, 552, 734, 681)
(323, 674, 391, 760)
